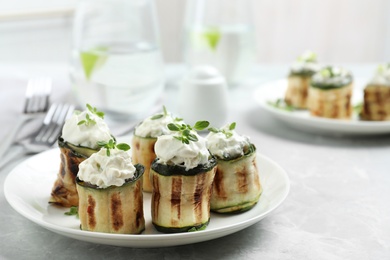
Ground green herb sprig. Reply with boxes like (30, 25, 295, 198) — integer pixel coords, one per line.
(267, 99, 295, 112)
(150, 105, 168, 120)
(208, 122, 236, 138)
(97, 139, 131, 156)
(377, 63, 390, 73)
(64, 206, 78, 217)
(167, 121, 209, 144)
(297, 50, 317, 63)
(78, 104, 105, 126)
(150, 105, 183, 122)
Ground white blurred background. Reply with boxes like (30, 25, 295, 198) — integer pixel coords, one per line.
(0, 0, 389, 64)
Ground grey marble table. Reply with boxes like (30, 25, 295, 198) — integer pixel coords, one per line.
(0, 62, 389, 260)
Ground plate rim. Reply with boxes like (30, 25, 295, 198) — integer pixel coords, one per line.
(254, 79, 390, 134)
(4, 148, 290, 247)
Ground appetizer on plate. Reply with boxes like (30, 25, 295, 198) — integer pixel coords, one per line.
(206, 123, 262, 213)
(49, 104, 112, 207)
(308, 66, 353, 119)
(150, 121, 217, 233)
(76, 141, 145, 234)
(285, 50, 320, 109)
(361, 64, 390, 121)
(132, 106, 181, 192)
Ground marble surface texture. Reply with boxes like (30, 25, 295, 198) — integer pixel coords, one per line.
(0, 63, 389, 260)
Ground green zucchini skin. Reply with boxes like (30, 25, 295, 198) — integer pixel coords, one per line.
(76, 164, 144, 189)
(310, 80, 352, 90)
(58, 137, 99, 158)
(288, 70, 317, 77)
(216, 143, 256, 162)
(150, 160, 217, 233)
(153, 219, 209, 233)
(151, 156, 217, 176)
(310, 67, 353, 90)
(210, 145, 262, 213)
(76, 164, 145, 234)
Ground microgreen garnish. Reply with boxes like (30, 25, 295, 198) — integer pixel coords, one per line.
(77, 113, 96, 126)
(377, 63, 390, 73)
(151, 114, 164, 120)
(267, 99, 295, 112)
(150, 105, 171, 120)
(97, 139, 131, 156)
(320, 66, 335, 78)
(86, 104, 105, 118)
(167, 121, 209, 144)
(297, 50, 317, 63)
(208, 122, 236, 138)
(64, 206, 78, 217)
(150, 106, 183, 122)
(77, 104, 105, 126)
(150, 106, 167, 120)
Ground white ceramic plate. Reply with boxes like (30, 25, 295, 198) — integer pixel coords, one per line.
(4, 149, 289, 248)
(254, 79, 390, 135)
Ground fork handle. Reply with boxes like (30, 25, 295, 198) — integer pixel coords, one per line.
(0, 145, 24, 169)
(0, 116, 29, 162)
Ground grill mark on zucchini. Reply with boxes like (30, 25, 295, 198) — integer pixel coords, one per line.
(237, 166, 249, 193)
(253, 160, 261, 192)
(68, 151, 81, 178)
(332, 103, 338, 118)
(152, 174, 160, 220)
(110, 193, 124, 231)
(135, 182, 143, 228)
(213, 168, 226, 199)
(346, 93, 351, 115)
(194, 173, 205, 222)
(171, 177, 182, 224)
(60, 153, 66, 178)
(87, 195, 96, 229)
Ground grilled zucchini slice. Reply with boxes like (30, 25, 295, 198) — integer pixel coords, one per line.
(49, 137, 100, 207)
(210, 144, 262, 213)
(150, 158, 217, 233)
(131, 134, 157, 192)
(76, 164, 145, 234)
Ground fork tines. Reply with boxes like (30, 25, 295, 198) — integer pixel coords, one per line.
(34, 103, 75, 146)
(24, 78, 52, 114)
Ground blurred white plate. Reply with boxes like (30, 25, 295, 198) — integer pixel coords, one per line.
(4, 149, 289, 248)
(254, 79, 390, 135)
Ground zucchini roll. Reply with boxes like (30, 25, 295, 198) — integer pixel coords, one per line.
(132, 107, 181, 192)
(361, 64, 390, 121)
(285, 51, 320, 109)
(76, 147, 145, 234)
(207, 123, 262, 213)
(308, 66, 353, 119)
(49, 104, 112, 207)
(150, 125, 217, 233)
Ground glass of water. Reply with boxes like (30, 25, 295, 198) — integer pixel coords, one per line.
(183, 0, 256, 88)
(70, 0, 164, 119)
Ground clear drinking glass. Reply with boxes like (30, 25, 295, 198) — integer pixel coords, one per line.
(70, 0, 164, 119)
(183, 0, 256, 88)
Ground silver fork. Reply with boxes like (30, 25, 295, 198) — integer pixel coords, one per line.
(0, 103, 74, 169)
(0, 78, 52, 161)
